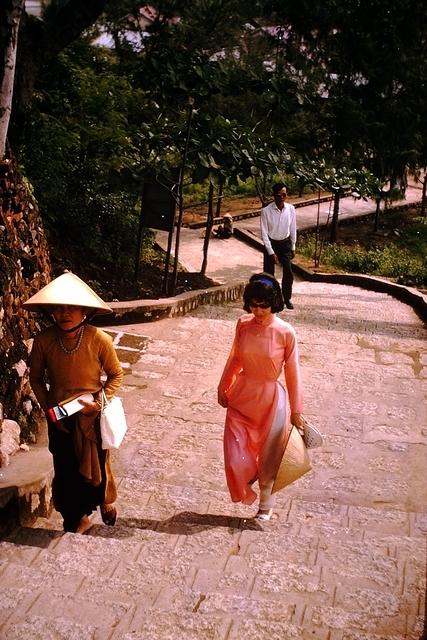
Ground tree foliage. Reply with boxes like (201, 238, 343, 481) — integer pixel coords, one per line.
(264, 0, 427, 178)
(15, 40, 149, 273)
(2, 0, 426, 282)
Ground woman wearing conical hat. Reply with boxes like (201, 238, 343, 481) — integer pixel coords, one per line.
(24, 272, 124, 534)
(214, 213, 233, 239)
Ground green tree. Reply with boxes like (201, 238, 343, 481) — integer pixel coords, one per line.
(265, 0, 427, 185)
(1, 0, 109, 143)
(294, 159, 380, 242)
(187, 113, 289, 273)
(5, 0, 425, 289)
(15, 40, 151, 276)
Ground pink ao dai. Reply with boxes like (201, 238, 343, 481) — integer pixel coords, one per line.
(218, 313, 303, 504)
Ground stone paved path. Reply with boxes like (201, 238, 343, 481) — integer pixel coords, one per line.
(0, 277, 426, 639)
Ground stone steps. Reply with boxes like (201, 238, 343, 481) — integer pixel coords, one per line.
(0, 494, 424, 639)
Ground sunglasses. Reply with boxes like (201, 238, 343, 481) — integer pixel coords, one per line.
(249, 301, 271, 309)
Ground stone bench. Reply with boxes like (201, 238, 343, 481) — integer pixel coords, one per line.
(0, 444, 53, 536)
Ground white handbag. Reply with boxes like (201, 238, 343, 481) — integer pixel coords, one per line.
(100, 389, 128, 450)
(298, 415, 323, 449)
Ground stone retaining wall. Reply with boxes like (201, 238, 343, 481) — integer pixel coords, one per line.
(0, 157, 51, 464)
(95, 281, 246, 326)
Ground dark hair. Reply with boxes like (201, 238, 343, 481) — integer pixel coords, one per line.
(272, 182, 287, 196)
(243, 273, 284, 313)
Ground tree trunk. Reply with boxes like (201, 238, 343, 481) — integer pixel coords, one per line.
(201, 182, 214, 276)
(215, 176, 223, 218)
(373, 198, 381, 231)
(313, 188, 322, 267)
(421, 175, 427, 218)
(0, 0, 24, 160)
(329, 191, 340, 243)
(170, 100, 194, 295)
(255, 176, 268, 206)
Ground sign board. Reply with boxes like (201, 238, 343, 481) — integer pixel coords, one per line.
(140, 178, 177, 231)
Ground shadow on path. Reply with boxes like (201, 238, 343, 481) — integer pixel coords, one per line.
(1, 511, 264, 548)
(2, 526, 62, 548)
(93, 511, 263, 537)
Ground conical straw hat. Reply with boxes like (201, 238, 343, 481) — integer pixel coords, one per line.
(272, 426, 312, 493)
(23, 272, 113, 315)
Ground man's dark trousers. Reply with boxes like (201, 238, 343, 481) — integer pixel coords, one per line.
(263, 237, 294, 303)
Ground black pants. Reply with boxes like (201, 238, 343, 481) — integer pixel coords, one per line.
(48, 416, 106, 532)
(263, 237, 294, 302)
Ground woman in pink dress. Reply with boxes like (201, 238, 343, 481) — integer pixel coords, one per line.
(218, 273, 303, 520)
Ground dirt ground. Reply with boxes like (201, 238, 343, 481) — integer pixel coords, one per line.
(182, 194, 263, 226)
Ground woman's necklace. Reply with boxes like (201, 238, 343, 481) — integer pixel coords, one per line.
(58, 325, 85, 354)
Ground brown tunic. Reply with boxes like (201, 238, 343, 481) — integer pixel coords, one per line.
(29, 324, 124, 528)
(29, 323, 123, 410)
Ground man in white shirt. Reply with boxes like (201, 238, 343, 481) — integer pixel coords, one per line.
(260, 182, 296, 309)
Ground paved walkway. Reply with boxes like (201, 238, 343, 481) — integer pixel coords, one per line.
(0, 189, 426, 639)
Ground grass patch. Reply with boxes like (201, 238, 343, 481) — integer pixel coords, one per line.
(297, 208, 427, 288)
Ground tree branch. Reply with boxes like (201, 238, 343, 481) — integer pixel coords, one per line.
(12, 0, 109, 116)
(41, 0, 108, 55)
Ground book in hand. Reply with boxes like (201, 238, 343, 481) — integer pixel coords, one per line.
(47, 393, 94, 423)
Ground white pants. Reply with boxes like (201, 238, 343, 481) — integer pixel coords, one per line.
(258, 384, 287, 510)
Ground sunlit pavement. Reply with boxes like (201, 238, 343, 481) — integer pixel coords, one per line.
(0, 188, 426, 639)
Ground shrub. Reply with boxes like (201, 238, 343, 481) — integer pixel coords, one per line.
(298, 228, 427, 287)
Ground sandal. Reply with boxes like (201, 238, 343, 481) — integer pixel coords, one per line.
(101, 504, 117, 526)
(255, 508, 273, 521)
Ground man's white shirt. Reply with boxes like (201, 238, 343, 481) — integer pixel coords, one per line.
(260, 201, 297, 255)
